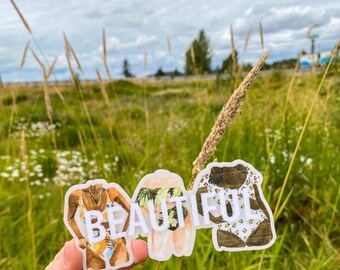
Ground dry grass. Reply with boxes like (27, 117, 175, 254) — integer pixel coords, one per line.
(167, 35, 172, 57)
(230, 24, 237, 75)
(102, 28, 112, 81)
(259, 21, 264, 49)
(20, 41, 30, 69)
(9, 0, 32, 33)
(20, 131, 36, 270)
(0, 74, 3, 89)
(96, 69, 110, 107)
(243, 26, 252, 52)
(189, 50, 269, 187)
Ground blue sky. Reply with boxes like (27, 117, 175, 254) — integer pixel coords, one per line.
(0, 0, 339, 82)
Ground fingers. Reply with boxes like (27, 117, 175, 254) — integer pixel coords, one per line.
(120, 239, 149, 270)
(131, 239, 149, 265)
(45, 239, 148, 270)
(45, 239, 82, 270)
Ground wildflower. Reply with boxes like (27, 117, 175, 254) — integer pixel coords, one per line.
(0, 172, 10, 178)
(305, 158, 313, 166)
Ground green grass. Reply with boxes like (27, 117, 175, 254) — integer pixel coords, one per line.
(0, 71, 339, 269)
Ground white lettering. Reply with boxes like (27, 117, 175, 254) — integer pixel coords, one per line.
(243, 188, 262, 220)
(128, 202, 149, 237)
(189, 194, 200, 227)
(218, 190, 240, 223)
(169, 195, 187, 228)
(201, 192, 216, 226)
(107, 205, 127, 238)
(84, 210, 106, 244)
(148, 199, 169, 231)
(85, 189, 263, 241)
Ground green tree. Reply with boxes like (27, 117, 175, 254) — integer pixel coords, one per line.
(185, 30, 212, 75)
(122, 58, 133, 78)
(155, 67, 165, 77)
(221, 50, 238, 76)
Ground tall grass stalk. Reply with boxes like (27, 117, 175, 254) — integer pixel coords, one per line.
(190, 43, 197, 75)
(20, 131, 37, 270)
(144, 49, 148, 71)
(96, 69, 110, 107)
(6, 87, 17, 156)
(11, 0, 73, 112)
(140, 49, 151, 170)
(259, 21, 264, 50)
(96, 68, 125, 163)
(20, 41, 30, 70)
(190, 51, 269, 187)
(0, 74, 4, 89)
(12, 0, 72, 111)
(9, 0, 32, 33)
(273, 42, 339, 220)
(167, 35, 172, 57)
(102, 28, 112, 81)
(167, 35, 176, 76)
(10, 0, 67, 100)
(262, 57, 300, 189)
(243, 26, 252, 52)
(230, 24, 237, 76)
(30, 48, 66, 219)
(63, 33, 108, 178)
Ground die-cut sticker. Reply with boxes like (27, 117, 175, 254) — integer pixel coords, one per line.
(63, 160, 276, 269)
(192, 160, 276, 251)
(132, 169, 196, 261)
(64, 180, 134, 270)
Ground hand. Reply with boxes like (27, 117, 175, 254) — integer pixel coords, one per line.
(45, 239, 148, 270)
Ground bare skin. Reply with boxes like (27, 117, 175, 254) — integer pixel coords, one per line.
(45, 239, 148, 270)
(67, 184, 131, 269)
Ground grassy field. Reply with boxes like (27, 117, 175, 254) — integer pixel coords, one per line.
(0, 68, 339, 269)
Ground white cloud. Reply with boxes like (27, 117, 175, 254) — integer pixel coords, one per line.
(244, 7, 254, 16)
(104, 35, 158, 51)
(0, 0, 339, 82)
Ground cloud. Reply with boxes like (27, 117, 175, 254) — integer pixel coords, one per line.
(0, 0, 339, 82)
(105, 35, 158, 51)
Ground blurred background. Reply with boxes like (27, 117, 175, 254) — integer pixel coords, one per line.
(0, 0, 339, 269)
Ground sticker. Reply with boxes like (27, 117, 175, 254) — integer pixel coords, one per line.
(64, 160, 276, 269)
(131, 170, 196, 261)
(64, 180, 134, 270)
(192, 160, 276, 251)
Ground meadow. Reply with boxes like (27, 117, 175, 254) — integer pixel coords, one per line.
(0, 61, 339, 269)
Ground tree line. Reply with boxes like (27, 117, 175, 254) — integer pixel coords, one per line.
(122, 29, 240, 78)
(121, 29, 306, 78)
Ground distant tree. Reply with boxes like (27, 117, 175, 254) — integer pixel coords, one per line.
(262, 58, 298, 70)
(173, 68, 182, 76)
(185, 30, 212, 75)
(242, 63, 253, 71)
(221, 50, 238, 76)
(155, 67, 166, 77)
(300, 49, 307, 55)
(122, 58, 133, 78)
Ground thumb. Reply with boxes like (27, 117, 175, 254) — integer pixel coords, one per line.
(45, 239, 82, 270)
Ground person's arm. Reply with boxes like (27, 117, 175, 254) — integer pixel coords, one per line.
(108, 188, 131, 213)
(108, 187, 131, 233)
(67, 190, 83, 240)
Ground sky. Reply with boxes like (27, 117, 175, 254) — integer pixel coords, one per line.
(0, 0, 339, 82)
